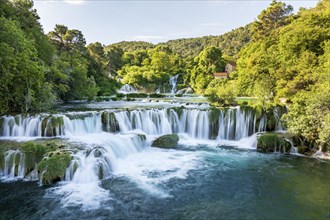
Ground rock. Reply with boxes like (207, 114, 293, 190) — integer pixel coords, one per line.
(151, 134, 179, 149)
(37, 150, 71, 185)
(257, 133, 291, 153)
(101, 112, 119, 133)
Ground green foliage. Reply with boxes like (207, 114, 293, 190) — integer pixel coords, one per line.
(0, 16, 54, 113)
(190, 46, 225, 93)
(149, 93, 166, 98)
(20, 142, 48, 174)
(233, 0, 330, 151)
(118, 45, 184, 92)
(164, 24, 252, 58)
(110, 41, 154, 52)
(205, 79, 237, 106)
(257, 133, 291, 153)
(252, 0, 293, 40)
(126, 93, 149, 98)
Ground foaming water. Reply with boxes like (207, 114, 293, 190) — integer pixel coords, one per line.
(114, 147, 203, 197)
(48, 182, 111, 211)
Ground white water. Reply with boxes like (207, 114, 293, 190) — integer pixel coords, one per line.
(117, 84, 137, 94)
(0, 106, 286, 209)
(0, 107, 271, 140)
(1, 150, 25, 181)
(169, 74, 179, 94)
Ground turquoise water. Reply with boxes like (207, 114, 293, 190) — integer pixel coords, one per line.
(1, 146, 329, 220)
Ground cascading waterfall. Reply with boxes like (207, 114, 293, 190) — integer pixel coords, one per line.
(0, 106, 285, 186)
(0, 107, 279, 140)
(1, 150, 25, 180)
(0, 112, 102, 138)
(64, 134, 146, 183)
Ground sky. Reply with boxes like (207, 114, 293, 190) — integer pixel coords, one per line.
(33, 0, 319, 45)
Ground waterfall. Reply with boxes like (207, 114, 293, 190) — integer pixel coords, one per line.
(118, 84, 137, 94)
(64, 134, 146, 183)
(0, 107, 282, 140)
(1, 150, 25, 180)
(169, 75, 179, 94)
(0, 112, 102, 138)
(0, 106, 286, 186)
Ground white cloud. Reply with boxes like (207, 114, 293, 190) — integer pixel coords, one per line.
(63, 0, 86, 5)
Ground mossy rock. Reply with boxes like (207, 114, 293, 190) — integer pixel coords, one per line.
(209, 108, 220, 139)
(38, 151, 72, 185)
(42, 116, 64, 137)
(169, 106, 185, 118)
(0, 148, 4, 171)
(20, 142, 49, 175)
(101, 112, 119, 133)
(0, 117, 5, 135)
(137, 134, 146, 141)
(126, 93, 148, 98)
(151, 134, 179, 149)
(149, 93, 165, 98)
(257, 133, 291, 153)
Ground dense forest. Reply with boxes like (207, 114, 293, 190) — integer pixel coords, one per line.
(0, 0, 329, 152)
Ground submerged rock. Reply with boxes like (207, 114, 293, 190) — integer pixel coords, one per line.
(151, 134, 179, 149)
(257, 133, 291, 153)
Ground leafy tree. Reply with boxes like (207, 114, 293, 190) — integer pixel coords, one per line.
(0, 17, 54, 113)
(205, 79, 237, 106)
(252, 0, 293, 40)
(190, 46, 225, 93)
(48, 25, 98, 101)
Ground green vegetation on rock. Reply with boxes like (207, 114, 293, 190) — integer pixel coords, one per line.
(257, 133, 291, 153)
(38, 150, 71, 185)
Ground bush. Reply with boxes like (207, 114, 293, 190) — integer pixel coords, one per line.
(149, 93, 165, 98)
(116, 93, 126, 98)
(126, 93, 148, 98)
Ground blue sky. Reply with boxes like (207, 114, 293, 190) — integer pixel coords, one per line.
(34, 0, 319, 45)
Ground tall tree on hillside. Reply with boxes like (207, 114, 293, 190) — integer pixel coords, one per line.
(252, 0, 293, 40)
(48, 25, 98, 101)
(87, 42, 121, 95)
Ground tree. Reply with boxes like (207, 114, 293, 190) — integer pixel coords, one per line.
(252, 0, 293, 40)
(0, 17, 54, 113)
(190, 46, 225, 93)
(48, 25, 98, 101)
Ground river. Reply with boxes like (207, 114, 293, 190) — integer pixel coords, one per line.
(0, 98, 329, 219)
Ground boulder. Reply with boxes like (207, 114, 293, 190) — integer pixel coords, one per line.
(37, 150, 71, 185)
(151, 134, 179, 149)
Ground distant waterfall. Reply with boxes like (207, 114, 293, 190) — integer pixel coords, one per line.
(169, 75, 179, 94)
(117, 84, 137, 94)
(0, 106, 283, 140)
